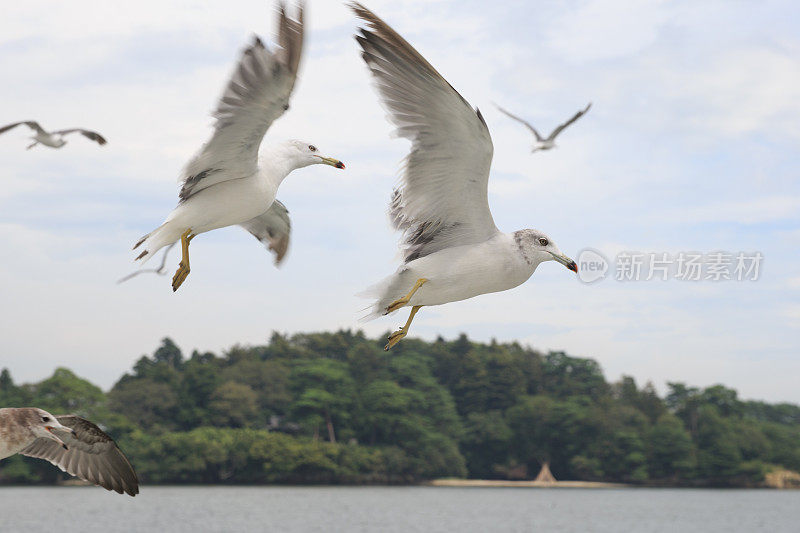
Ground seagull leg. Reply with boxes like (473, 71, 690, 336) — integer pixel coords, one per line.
(171, 229, 195, 292)
(26, 141, 38, 150)
(386, 278, 428, 314)
(385, 305, 422, 351)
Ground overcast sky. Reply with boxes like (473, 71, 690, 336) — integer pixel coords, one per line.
(0, 0, 798, 402)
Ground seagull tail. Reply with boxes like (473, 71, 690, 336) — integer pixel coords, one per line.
(356, 269, 412, 322)
(133, 222, 180, 265)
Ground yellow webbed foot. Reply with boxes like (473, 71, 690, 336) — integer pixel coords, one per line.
(385, 278, 428, 314)
(172, 261, 190, 292)
(384, 305, 422, 351)
(384, 328, 408, 351)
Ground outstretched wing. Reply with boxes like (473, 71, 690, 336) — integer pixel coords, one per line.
(0, 121, 45, 136)
(52, 128, 107, 145)
(495, 104, 543, 141)
(352, 3, 498, 263)
(178, 3, 305, 202)
(20, 415, 139, 496)
(239, 199, 291, 265)
(547, 102, 592, 141)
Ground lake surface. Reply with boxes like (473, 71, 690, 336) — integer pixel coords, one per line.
(1, 486, 798, 532)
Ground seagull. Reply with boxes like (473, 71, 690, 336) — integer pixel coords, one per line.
(0, 408, 139, 496)
(495, 102, 591, 153)
(0, 121, 107, 149)
(351, 3, 578, 350)
(133, 2, 344, 292)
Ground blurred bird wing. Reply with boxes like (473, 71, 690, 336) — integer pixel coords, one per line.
(178, 3, 305, 202)
(495, 104, 543, 141)
(239, 199, 292, 265)
(547, 102, 592, 141)
(52, 128, 107, 145)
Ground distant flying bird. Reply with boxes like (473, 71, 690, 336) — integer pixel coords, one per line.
(0, 408, 139, 496)
(495, 103, 591, 153)
(133, 2, 344, 292)
(352, 3, 578, 350)
(0, 121, 107, 149)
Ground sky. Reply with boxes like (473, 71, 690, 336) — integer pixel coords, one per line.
(0, 0, 798, 402)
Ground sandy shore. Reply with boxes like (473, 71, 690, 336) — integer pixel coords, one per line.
(428, 479, 628, 488)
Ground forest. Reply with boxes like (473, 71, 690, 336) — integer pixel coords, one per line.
(2, 331, 799, 487)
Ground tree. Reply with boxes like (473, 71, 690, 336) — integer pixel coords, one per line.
(291, 359, 355, 442)
(208, 381, 259, 428)
(647, 413, 696, 480)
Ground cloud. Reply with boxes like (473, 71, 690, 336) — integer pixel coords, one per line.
(546, 0, 670, 62)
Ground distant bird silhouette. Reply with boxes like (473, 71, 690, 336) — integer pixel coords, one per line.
(0, 121, 106, 149)
(495, 103, 591, 153)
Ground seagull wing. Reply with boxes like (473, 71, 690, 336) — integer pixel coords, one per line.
(51, 128, 107, 145)
(352, 3, 498, 263)
(546, 102, 591, 141)
(0, 121, 45, 136)
(494, 104, 543, 141)
(178, 3, 304, 202)
(20, 415, 139, 496)
(239, 199, 291, 265)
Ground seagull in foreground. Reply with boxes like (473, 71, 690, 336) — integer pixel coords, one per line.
(0, 121, 107, 149)
(495, 102, 591, 153)
(0, 407, 139, 496)
(352, 3, 578, 350)
(133, 1, 344, 291)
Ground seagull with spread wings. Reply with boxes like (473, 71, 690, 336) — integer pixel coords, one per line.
(133, 1, 344, 291)
(0, 121, 106, 149)
(0, 408, 139, 496)
(496, 102, 591, 153)
(352, 3, 578, 350)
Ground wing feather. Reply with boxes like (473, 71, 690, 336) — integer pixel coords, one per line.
(351, 3, 498, 262)
(547, 102, 592, 141)
(239, 199, 292, 265)
(494, 104, 543, 141)
(20, 415, 139, 496)
(0, 121, 44, 135)
(51, 128, 107, 145)
(178, 3, 305, 202)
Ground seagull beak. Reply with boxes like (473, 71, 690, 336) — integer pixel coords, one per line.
(45, 427, 69, 450)
(551, 252, 578, 273)
(318, 156, 345, 169)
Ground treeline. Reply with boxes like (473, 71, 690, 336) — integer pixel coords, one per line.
(2, 331, 799, 487)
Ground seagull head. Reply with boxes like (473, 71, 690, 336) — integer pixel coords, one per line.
(517, 229, 577, 273)
(287, 140, 345, 170)
(26, 408, 75, 449)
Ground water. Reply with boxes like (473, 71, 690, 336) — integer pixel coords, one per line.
(1, 486, 798, 532)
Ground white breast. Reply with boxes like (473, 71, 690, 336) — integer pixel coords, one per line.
(405, 233, 537, 307)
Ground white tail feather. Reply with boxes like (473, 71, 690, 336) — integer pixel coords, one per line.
(133, 222, 181, 265)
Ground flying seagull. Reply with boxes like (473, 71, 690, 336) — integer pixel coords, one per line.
(133, 2, 344, 291)
(495, 102, 591, 153)
(0, 408, 139, 496)
(0, 121, 107, 149)
(351, 3, 578, 350)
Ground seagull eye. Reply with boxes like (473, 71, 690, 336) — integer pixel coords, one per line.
(538, 238, 549, 246)
(41, 416, 50, 422)
(308, 145, 317, 152)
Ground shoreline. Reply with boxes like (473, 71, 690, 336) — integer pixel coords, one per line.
(428, 479, 629, 489)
